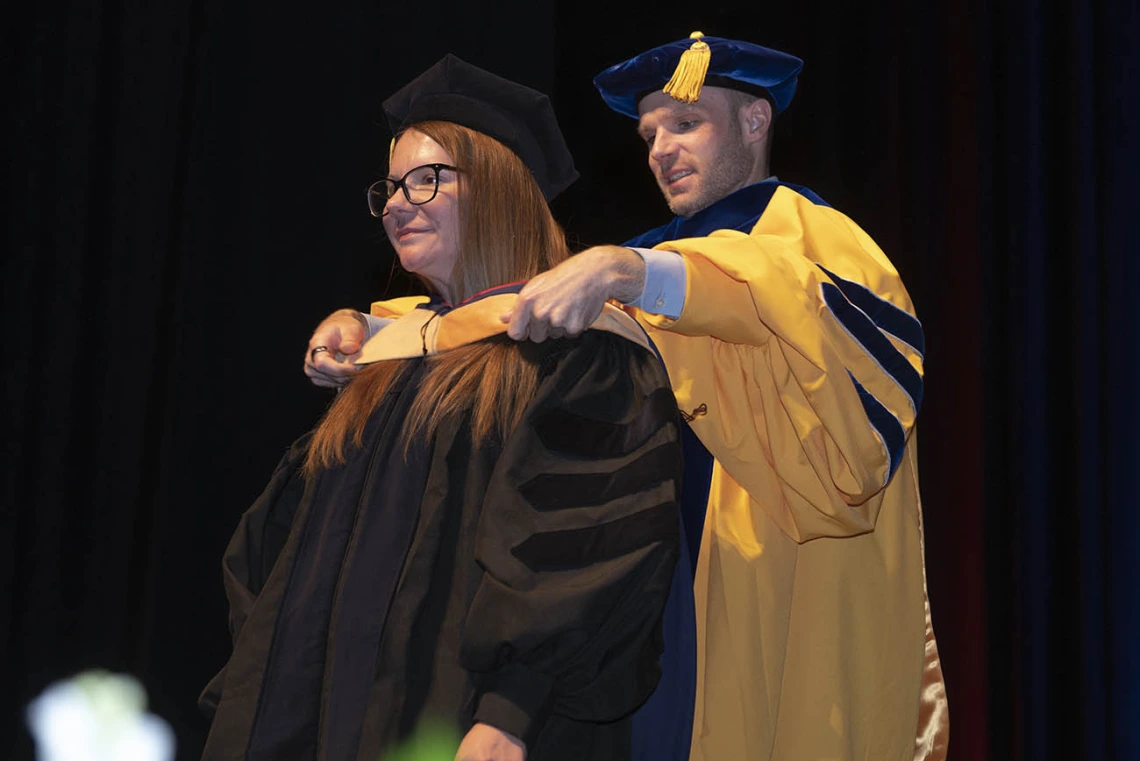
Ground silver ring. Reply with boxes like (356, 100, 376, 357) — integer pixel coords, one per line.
(310, 346, 330, 363)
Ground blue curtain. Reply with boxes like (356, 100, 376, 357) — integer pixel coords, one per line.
(983, 1, 1140, 758)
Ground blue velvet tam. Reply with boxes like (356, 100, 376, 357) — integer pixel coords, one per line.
(593, 34, 804, 119)
(383, 54, 579, 200)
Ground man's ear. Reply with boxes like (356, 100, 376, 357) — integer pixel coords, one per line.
(741, 97, 773, 145)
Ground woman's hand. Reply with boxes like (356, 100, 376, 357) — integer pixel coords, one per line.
(303, 308, 368, 388)
(454, 722, 526, 761)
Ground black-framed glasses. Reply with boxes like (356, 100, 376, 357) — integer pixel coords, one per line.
(367, 163, 460, 217)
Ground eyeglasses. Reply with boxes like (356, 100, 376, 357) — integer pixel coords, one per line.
(367, 163, 460, 217)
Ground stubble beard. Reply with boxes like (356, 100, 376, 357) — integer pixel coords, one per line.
(661, 130, 755, 218)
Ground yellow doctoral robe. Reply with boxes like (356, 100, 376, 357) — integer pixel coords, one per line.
(631, 183, 949, 761)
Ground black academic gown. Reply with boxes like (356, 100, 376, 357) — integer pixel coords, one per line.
(199, 330, 682, 761)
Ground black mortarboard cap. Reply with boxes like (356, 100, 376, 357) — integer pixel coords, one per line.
(594, 32, 804, 119)
(382, 55, 578, 200)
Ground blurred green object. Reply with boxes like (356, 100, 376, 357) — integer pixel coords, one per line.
(384, 720, 461, 761)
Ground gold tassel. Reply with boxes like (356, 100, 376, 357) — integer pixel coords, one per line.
(663, 31, 711, 103)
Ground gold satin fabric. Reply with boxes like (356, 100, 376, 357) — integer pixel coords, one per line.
(636, 185, 949, 760)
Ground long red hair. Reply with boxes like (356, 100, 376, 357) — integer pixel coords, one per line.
(305, 122, 571, 474)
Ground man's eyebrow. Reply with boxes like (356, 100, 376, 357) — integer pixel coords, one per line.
(663, 105, 705, 121)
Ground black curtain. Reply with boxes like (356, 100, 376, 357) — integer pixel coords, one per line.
(4, 2, 1137, 759)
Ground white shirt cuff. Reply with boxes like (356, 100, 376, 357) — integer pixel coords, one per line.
(362, 313, 394, 338)
(623, 247, 686, 319)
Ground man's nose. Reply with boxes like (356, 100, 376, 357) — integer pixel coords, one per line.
(649, 129, 676, 165)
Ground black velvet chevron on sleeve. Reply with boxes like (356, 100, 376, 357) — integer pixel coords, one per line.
(461, 331, 683, 747)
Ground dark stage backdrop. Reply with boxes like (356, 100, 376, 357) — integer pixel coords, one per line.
(4, 1, 1138, 759)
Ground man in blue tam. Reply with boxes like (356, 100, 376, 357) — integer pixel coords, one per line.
(306, 32, 949, 761)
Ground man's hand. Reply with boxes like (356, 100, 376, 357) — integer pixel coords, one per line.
(503, 245, 646, 342)
(303, 308, 368, 388)
(454, 723, 526, 761)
